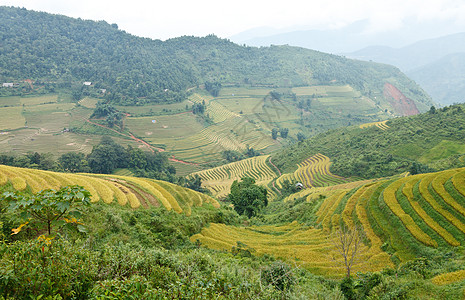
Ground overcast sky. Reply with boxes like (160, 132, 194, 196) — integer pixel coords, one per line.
(1, 0, 464, 40)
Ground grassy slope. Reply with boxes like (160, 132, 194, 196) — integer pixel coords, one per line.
(272, 103, 465, 178)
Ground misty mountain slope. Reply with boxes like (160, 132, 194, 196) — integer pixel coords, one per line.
(231, 19, 464, 54)
(407, 53, 465, 105)
(347, 32, 465, 71)
(346, 32, 465, 105)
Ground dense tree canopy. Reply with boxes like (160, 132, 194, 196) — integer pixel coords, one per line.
(228, 177, 268, 218)
(0, 7, 431, 109)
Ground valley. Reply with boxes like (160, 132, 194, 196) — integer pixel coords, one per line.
(1, 6, 465, 299)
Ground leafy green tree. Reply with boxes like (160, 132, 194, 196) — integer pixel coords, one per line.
(280, 128, 289, 138)
(272, 128, 278, 140)
(228, 177, 268, 218)
(222, 150, 245, 162)
(297, 132, 306, 142)
(185, 175, 206, 192)
(245, 146, 260, 158)
(59, 152, 90, 173)
(261, 261, 295, 293)
(2, 185, 91, 236)
(87, 137, 128, 174)
(204, 81, 222, 97)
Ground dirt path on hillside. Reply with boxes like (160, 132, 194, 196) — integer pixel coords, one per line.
(86, 119, 165, 153)
(268, 156, 281, 176)
(87, 119, 201, 167)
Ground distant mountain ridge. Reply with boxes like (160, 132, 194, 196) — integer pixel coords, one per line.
(231, 19, 464, 54)
(347, 32, 465, 71)
(346, 32, 465, 105)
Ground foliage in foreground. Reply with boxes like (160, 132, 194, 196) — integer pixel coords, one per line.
(1, 185, 465, 299)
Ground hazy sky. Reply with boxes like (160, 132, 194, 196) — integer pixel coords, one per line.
(1, 0, 464, 40)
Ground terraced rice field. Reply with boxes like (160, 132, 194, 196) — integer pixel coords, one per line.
(0, 165, 219, 215)
(189, 155, 278, 199)
(275, 153, 349, 189)
(162, 116, 275, 164)
(193, 167, 465, 276)
(191, 221, 392, 278)
(359, 120, 390, 130)
(190, 93, 240, 123)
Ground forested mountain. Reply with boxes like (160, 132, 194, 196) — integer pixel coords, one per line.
(0, 6, 431, 109)
(273, 103, 465, 179)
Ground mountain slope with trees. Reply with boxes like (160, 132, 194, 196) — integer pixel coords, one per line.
(0, 6, 432, 111)
(272, 103, 465, 179)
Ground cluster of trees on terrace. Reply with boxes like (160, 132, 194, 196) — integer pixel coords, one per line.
(0, 137, 177, 182)
(222, 147, 261, 163)
(0, 6, 431, 109)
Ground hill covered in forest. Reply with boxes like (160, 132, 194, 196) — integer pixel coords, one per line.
(272, 103, 465, 179)
(0, 6, 431, 111)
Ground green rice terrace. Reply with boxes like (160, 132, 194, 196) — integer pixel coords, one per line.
(0, 83, 414, 174)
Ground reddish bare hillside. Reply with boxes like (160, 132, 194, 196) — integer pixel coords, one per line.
(383, 83, 420, 116)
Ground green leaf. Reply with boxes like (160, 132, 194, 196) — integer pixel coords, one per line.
(51, 220, 65, 227)
(31, 204, 43, 211)
(77, 225, 88, 233)
(56, 201, 70, 213)
(68, 210, 82, 218)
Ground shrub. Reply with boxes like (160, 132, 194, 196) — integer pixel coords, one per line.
(261, 261, 295, 292)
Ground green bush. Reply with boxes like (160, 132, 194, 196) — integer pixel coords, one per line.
(260, 261, 295, 292)
(0, 238, 97, 299)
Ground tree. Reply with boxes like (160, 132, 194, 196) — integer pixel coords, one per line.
(222, 150, 244, 162)
(87, 137, 128, 174)
(271, 128, 278, 140)
(3, 185, 91, 236)
(204, 81, 222, 97)
(329, 226, 365, 278)
(59, 152, 90, 173)
(297, 132, 306, 142)
(228, 177, 268, 218)
(185, 174, 206, 192)
(280, 128, 289, 138)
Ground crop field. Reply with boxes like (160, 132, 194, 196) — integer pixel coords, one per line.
(111, 85, 387, 168)
(363, 168, 465, 259)
(116, 100, 190, 116)
(275, 153, 349, 189)
(0, 165, 219, 214)
(20, 94, 58, 106)
(78, 97, 99, 109)
(292, 85, 357, 96)
(191, 221, 392, 278)
(189, 155, 278, 199)
(359, 120, 390, 130)
(168, 160, 203, 177)
(191, 153, 351, 201)
(219, 87, 273, 97)
(0, 95, 124, 156)
(190, 93, 240, 123)
(0, 96, 21, 107)
(0, 107, 25, 130)
(194, 167, 465, 276)
(126, 113, 204, 140)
